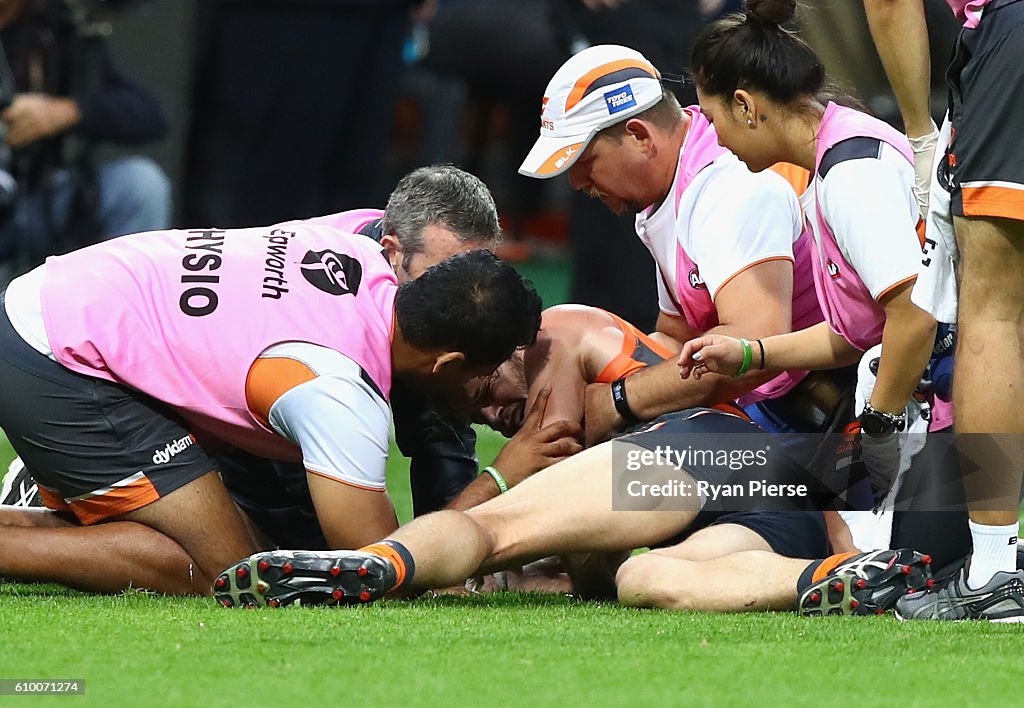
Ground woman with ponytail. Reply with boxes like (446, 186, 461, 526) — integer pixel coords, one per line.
(677, 0, 939, 527)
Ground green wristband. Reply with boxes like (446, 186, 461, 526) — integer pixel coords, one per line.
(482, 465, 509, 494)
(733, 338, 753, 378)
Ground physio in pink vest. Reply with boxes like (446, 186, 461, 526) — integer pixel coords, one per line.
(675, 1, 941, 543)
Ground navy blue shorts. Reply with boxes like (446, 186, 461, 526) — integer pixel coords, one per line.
(619, 409, 830, 559)
(655, 510, 830, 560)
(0, 294, 214, 524)
(945, 0, 1024, 220)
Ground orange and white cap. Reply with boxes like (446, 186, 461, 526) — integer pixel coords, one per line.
(519, 44, 663, 179)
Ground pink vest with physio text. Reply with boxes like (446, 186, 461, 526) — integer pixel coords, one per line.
(810, 102, 915, 352)
(947, 0, 991, 27)
(40, 224, 397, 460)
(671, 108, 822, 404)
(813, 105, 952, 431)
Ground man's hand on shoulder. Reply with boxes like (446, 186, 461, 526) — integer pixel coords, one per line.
(492, 385, 583, 486)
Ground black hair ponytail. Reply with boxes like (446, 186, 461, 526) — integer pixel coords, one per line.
(690, 0, 825, 105)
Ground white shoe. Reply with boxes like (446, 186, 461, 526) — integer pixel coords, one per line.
(1, 457, 42, 507)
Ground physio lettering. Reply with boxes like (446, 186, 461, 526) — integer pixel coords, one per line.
(179, 230, 225, 317)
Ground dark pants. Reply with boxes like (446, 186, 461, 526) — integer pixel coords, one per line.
(183, 1, 410, 226)
(891, 429, 972, 573)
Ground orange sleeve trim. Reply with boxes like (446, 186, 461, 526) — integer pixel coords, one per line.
(768, 162, 811, 196)
(714, 256, 794, 300)
(246, 357, 319, 426)
(595, 356, 644, 384)
(603, 310, 675, 361)
(306, 468, 386, 493)
(876, 274, 918, 303)
(961, 185, 1024, 221)
(593, 310, 675, 383)
(597, 310, 638, 377)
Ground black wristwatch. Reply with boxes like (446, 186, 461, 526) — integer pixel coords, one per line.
(858, 403, 906, 436)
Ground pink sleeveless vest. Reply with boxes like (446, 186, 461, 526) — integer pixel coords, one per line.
(40, 223, 397, 460)
(302, 209, 383, 234)
(810, 102, 915, 353)
(670, 108, 822, 405)
(670, 107, 730, 333)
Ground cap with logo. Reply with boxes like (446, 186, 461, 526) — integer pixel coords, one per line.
(519, 44, 664, 179)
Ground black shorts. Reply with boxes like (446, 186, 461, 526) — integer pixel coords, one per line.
(0, 294, 213, 524)
(618, 409, 829, 559)
(652, 510, 828, 560)
(945, 0, 1024, 220)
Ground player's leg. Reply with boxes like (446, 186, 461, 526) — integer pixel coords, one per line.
(0, 462, 259, 595)
(0, 483, 270, 595)
(953, 215, 1024, 559)
(892, 214, 1024, 621)
(393, 440, 698, 582)
(0, 472, 255, 596)
(617, 550, 807, 612)
(0, 520, 205, 594)
(218, 439, 702, 607)
(617, 517, 932, 615)
(897, 5, 1024, 619)
(0, 317, 260, 595)
(0, 505, 73, 528)
(116, 471, 261, 589)
(616, 516, 816, 611)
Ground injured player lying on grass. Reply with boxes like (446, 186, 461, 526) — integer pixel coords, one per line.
(217, 305, 935, 616)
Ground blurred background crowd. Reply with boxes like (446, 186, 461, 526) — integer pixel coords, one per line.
(0, 0, 961, 327)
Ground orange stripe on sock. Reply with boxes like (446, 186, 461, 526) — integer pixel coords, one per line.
(358, 542, 407, 589)
(810, 551, 858, 584)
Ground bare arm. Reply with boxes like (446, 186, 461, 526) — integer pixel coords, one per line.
(585, 261, 795, 444)
(863, 0, 933, 137)
(655, 311, 697, 343)
(869, 281, 937, 414)
(679, 322, 862, 379)
(623, 260, 795, 417)
(679, 287, 935, 415)
(523, 316, 588, 428)
(648, 331, 683, 355)
(306, 473, 399, 548)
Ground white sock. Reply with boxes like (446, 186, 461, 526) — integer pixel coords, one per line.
(967, 520, 1020, 589)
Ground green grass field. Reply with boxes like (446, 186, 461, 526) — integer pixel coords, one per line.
(0, 246, 1017, 705)
(1, 431, 1023, 706)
